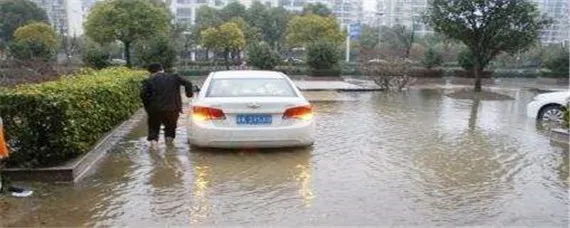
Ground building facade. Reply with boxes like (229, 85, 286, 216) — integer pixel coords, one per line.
(170, 0, 363, 30)
(376, 0, 570, 43)
(376, 0, 430, 36)
(31, 0, 84, 36)
(534, 0, 569, 44)
(170, 0, 277, 25)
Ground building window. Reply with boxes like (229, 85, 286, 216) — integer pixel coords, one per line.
(177, 0, 192, 3)
(195, 0, 207, 3)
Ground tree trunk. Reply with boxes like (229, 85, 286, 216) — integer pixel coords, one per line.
(124, 41, 132, 68)
(468, 98, 480, 131)
(473, 65, 482, 92)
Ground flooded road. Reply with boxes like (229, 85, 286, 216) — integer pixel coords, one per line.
(5, 89, 569, 226)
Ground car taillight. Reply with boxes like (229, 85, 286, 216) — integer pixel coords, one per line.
(283, 105, 313, 120)
(192, 106, 226, 121)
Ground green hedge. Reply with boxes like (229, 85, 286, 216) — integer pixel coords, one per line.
(0, 67, 146, 168)
(176, 64, 361, 76)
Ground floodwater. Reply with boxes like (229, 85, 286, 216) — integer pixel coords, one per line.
(4, 89, 569, 226)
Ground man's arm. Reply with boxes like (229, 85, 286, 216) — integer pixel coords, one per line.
(176, 74, 194, 98)
(140, 79, 152, 110)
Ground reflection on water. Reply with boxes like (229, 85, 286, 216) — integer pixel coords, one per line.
(190, 162, 210, 224)
(4, 89, 568, 227)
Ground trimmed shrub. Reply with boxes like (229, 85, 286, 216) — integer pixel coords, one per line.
(246, 42, 280, 70)
(306, 41, 341, 76)
(454, 69, 493, 78)
(177, 69, 211, 76)
(410, 68, 443, 78)
(274, 66, 308, 76)
(0, 68, 146, 168)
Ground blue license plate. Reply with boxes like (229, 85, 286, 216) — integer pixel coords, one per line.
(236, 114, 272, 125)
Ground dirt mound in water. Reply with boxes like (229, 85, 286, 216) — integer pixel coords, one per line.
(446, 90, 514, 100)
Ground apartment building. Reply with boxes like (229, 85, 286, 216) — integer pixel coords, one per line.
(376, 0, 430, 35)
(31, 0, 84, 36)
(377, 0, 569, 43)
(534, 0, 569, 44)
(171, 0, 276, 25)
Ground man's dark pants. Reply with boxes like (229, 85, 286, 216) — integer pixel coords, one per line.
(147, 111, 180, 141)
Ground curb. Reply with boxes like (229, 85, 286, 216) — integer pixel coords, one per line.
(2, 109, 147, 183)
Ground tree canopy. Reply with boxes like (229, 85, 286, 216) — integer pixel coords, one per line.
(221, 2, 247, 22)
(359, 25, 380, 50)
(200, 22, 245, 68)
(0, 0, 49, 45)
(83, 0, 171, 67)
(381, 25, 415, 58)
(286, 14, 344, 47)
(425, 0, 551, 91)
(9, 22, 58, 60)
(302, 3, 332, 17)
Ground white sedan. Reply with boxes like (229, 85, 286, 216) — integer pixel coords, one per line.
(187, 70, 315, 148)
(526, 91, 569, 124)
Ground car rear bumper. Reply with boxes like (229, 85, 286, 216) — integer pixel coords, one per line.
(188, 121, 315, 148)
(526, 101, 541, 119)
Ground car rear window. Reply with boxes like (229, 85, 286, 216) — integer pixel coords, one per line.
(206, 78, 298, 97)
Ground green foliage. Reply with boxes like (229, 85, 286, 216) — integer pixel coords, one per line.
(458, 49, 474, 70)
(542, 46, 569, 78)
(84, 0, 171, 67)
(221, 2, 247, 21)
(302, 3, 332, 17)
(247, 42, 280, 70)
(134, 34, 177, 71)
(245, 1, 268, 31)
(380, 25, 415, 58)
(200, 22, 245, 68)
(286, 14, 344, 47)
(425, 0, 551, 91)
(8, 22, 58, 60)
(360, 25, 380, 49)
(81, 42, 111, 70)
(0, 0, 49, 45)
(195, 6, 224, 31)
(200, 22, 246, 52)
(422, 48, 443, 69)
(306, 41, 341, 76)
(229, 17, 261, 43)
(0, 68, 146, 168)
(261, 7, 291, 49)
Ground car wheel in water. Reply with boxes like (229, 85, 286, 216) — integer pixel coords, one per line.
(538, 105, 567, 129)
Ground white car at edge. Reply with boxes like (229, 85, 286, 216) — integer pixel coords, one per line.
(187, 70, 315, 148)
(526, 91, 569, 124)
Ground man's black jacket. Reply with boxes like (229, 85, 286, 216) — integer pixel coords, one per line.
(140, 73, 193, 113)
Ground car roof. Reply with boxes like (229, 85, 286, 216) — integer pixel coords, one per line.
(210, 70, 286, 79)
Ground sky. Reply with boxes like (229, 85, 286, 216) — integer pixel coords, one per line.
(363, 0, 377, 11)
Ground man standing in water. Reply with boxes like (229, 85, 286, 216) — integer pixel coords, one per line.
(140, 63, 193, 149)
